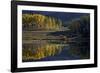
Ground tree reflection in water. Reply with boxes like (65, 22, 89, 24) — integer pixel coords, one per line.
(22, 12, 90, 62)
(22, 43, 67, 61)
(22, 40, 90, 62)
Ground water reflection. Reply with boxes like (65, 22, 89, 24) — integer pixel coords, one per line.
(22, 39, 90, 62)
(22, 12, 90, 62)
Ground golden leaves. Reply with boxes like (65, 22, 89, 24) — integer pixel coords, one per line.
(22, 14, 63, 30)
(22, 44, 63, 60)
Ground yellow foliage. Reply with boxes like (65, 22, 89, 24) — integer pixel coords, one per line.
(22, 14, 63, 30)
(23, 44, 64, 60)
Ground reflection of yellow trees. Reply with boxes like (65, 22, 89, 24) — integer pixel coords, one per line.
(22, 44, 63, 60)
(22, 14, 62, 30)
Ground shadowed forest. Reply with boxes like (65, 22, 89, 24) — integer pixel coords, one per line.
(22, 10, 90, 62)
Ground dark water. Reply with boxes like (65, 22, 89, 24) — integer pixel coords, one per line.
(38, 45, 81, 61)
(22, 39, 90, 62)
(22, 11, 90, 62)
